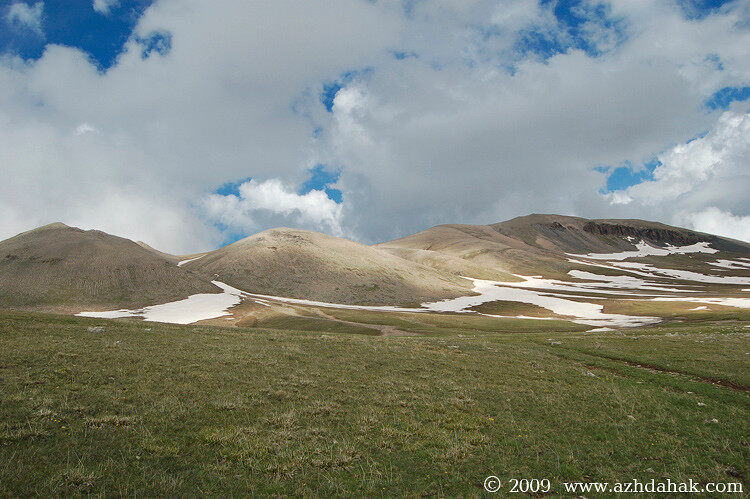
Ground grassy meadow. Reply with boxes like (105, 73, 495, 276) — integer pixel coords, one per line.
(0, 310, 747, 496)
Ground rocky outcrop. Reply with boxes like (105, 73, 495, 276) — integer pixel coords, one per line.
(582, 222, 702, 246)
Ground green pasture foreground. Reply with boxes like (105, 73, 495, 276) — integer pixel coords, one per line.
(0, 311, 747, 496)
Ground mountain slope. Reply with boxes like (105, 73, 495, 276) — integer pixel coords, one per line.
(378, 222, 569, 277)
(379, 214, 750, 278)
(183, 228, 472, 306)
(0, 223, 219, 311)
(491, 214, 750, 254)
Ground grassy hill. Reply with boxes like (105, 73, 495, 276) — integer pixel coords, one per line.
(0, 311, 746, 495)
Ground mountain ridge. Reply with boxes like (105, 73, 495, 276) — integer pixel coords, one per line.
(1, 215, 748, 313)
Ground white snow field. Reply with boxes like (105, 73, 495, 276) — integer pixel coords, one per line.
(77, 267, 749, 327)
(567, 270, 697, 293)
(246, 276, 663, 327)
(421, 277, 660, 327)
(568, 240, 717, 260)
(78, 281, 248, 324)
(570, 256, 750, 286)
(708, 259, 750, 270)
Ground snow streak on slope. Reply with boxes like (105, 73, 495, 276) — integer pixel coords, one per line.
(568, 241, 717, 260)
(177, 255, 204, 267)
(653, 297, 750, 308)
(608, 262, 750, 285)
(708, 259, 750, 270)
(239, 292, 425, 313)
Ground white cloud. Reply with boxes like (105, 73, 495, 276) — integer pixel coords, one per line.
(0, 0, 748, 250)
(93, 0, 119, 15)
(6, 2, 43, 33)
(73, 123, 96, 135)
(490, 0, 543, 33)
(606, 191, 632, 205)
(681, 208, 750, 243)
(626, 112, 750, 204)
(202, 179, 344, 237)
(615, 111, 750, 240)
(0, 0, 400, 252)
(312, 0, 750, 241)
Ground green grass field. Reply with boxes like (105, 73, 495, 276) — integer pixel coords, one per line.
(0, 311, 747, 496)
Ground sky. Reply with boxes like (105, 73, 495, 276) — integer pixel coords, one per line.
(0, 0, 748, 253)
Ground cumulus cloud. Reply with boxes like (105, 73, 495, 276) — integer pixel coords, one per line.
(5, 2, 43, 33)
(93, 0, 119, 15)
(319, 46, 711, 239)
(313, 0, 750, 241)
(606, 192, 632, 205)
(626, 112, 750, 204)
(0, 0, 748, 249)
(681, 208, 750, 243)
(0, 0, 400, 252)
(614, 111, 750, 239)
(202, 179, 344, 237)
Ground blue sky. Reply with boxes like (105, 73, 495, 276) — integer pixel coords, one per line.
(1, 0, 749, 250)
(1, 0, 154, 69)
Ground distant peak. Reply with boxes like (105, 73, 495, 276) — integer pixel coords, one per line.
(36, 222, 71, 230)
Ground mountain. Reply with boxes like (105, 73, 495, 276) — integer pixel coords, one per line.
(490, 214, 749, 254)
(379, 214, 750, 278)
(1, 215, 748, 319)
(0, 223, 219, 311)
(182, 228, 472, 306)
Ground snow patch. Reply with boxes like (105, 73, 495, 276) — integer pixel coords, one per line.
(609, 262, 750, 285)
(653, 297, 750, 309)
(78, 281, 249, 324)
(479, 313, 555, 321)
(567, 270, 696, 292)
(568, 241, 717, 261)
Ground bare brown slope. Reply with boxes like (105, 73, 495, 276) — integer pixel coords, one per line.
(377, 224, 568, 276)
(185, 228, 472, 306)
(378, 246, 522, 282)
(0, 223, 219, 311)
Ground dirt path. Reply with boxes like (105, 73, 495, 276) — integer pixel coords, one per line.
(314, 309, 417, 336)
(548, 347, 750, 394)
